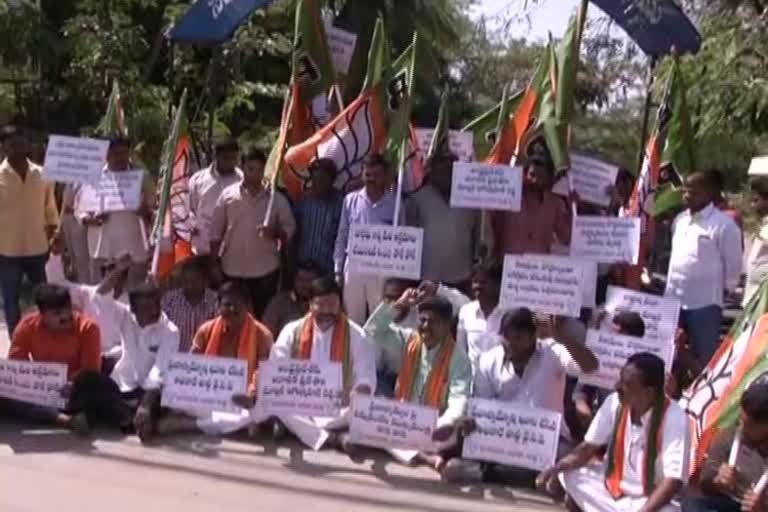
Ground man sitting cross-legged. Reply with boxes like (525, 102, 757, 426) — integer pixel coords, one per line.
(266, 275, 377, 451)
(145, 282, 273, 437)
(363, 291, 472, 472)
(537, 352, 689, 512)
(1, 284, 126, 435)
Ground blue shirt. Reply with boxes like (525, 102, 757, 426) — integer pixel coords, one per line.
(333, 188, 399, 273)
(294, 193, 343, 274)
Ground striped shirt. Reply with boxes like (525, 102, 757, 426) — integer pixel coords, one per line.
(294, 192, 343, 274)
(161, 288, 218, 352)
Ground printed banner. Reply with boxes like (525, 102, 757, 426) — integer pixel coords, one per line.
(349, 394, 438, 451)
(603, 286, 681, 346)
(161, 354, 248, 414)
(463, 399, 562, 471)
(43, 135, 108, 185)
(325, 24, 357, 75)
(0, 360, 67, 409)
(347, 225, 423, 280)
(450, 163, 523, 212)
(76, 169, 144, 213)
(415, 129, 475, 162)
(500, 255, 583, 317)
(570, 216, 641, 264)
(580, 329, 676, 389)
(258, 359, 342, 417)
(553, 154, 619, 207)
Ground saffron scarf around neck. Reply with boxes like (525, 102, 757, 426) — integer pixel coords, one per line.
(205, 314, 260, 382)
(605, 395, 671, 499)
(292, 313, 352, 401)
(395, 332, 455, 410)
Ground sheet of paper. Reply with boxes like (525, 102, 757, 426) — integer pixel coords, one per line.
(500, 255, 584, 317)
(0, 360, 67, 408)
(552, 154, 619, 207)
(603, 286, 681, 346)
(570, 216, 641, 264)
(349, 395, 438, 451)
(258, 359, 343, 418)
(414, 129, 475, 163)
(347, 225, 423, 280)
(450, 162, 522, 212)
(161, 354, 248, 414)
(42, 135, 108, 185)
(76, 169, 144, 213)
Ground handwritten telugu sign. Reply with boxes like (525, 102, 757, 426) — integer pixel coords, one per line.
(570, 216, 641, 264)
(349, 395, 438, 451)
(450, 163, 523, 211)
(43, 135, 108, 185)
(553, 154, 619, 207)
(0, 360, 67, 408)
(325, 24, 357, 75)
(415, 129, 475, 163)
(347, 225, 423, 280)
(463, 399, 562, 471)
(258, 359, 342, 417)
(580, 329, 675, 389)
(161, 354, 247, 414)
(76, 170, 144, 213)
(501, 255, 584, 317)
(603, 286, 681, 346)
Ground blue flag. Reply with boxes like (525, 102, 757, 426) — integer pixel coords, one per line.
(590, 0, 701, 57)
(171, 0, 275, 44)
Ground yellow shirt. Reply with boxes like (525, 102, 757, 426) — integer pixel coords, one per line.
(0, 158, 59, 257)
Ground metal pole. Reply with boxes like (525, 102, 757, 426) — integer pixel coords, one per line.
(636, 57, 657, 174)
(206, 48, 218, 156)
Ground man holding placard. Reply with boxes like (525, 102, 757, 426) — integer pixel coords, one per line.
(77, 136, 153, 286)
(443, 307, 598, 483)
(364, 294, 471, 470)
(266, 276, 376, 450)
(538, 353, 688, 512)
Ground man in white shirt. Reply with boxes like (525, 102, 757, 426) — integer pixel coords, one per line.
(665, 172, 742, 367)
(537, 352, 689, 512)
(188, 137, 242, 255)
(744, 177, 768, 306)
(442, 307, 599, 483)
(266, 276, 376, 451)
(457, 262, 504, 372)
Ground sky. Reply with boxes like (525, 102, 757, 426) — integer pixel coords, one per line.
(472, 0, 582, 41)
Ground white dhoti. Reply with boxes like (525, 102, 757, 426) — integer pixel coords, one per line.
(275, 408, 350, 451)
(387, 431, 459, 465)
(560, 465, 680, 512)
(195, 409, 253, 436)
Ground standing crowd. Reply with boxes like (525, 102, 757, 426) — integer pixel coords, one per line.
(1, 123, 767, 512)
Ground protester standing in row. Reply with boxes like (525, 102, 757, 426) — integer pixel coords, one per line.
(744, 177, 768, 306)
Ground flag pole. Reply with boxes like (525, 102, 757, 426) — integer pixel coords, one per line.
(393, 34, 418, 227)
(636, 57, 657, 175)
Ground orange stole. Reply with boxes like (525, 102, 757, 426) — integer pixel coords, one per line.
(292, 314, 352, 400)
(205, 314, 262, 387)
(395, 333, 454, 410)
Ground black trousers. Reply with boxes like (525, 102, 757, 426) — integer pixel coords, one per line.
(225, 269, 280, 319)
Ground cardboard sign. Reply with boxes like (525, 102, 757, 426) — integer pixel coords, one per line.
(500, 255, 584, 317)
(603, 286, 681, 345)
(748, 156, 768, 177)
(325, 24, 357, 75)
(415, 129, 475, 163)
(347, 225, 423, 280)
(161, 354, 248, 414)
(450, 163, 523, 212)
(570, 216, 641, 264)
(580, 329, 676, 389)
(76, 169, 144, 213)
(0, 360, 67, 408)
(536, 254, 598, 308)
(349, 395, 438, 451)
(463, 399, 562, 471)
(553, 154, 619, 207)
(43, 135, 108, 185)
(258, 359, 342, 417)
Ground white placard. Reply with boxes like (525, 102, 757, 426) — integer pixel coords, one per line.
(500, 255, 584, 317)
(450, 163, 522, 212)
(76, 169, 144, 213)
(325, 24, 357, 75)
(603, 286, 681, 346)
(570, 216, 641, 264)
(415, 129, 475, 162)
(42, 135, 108, 185)
(553, 154, 619, 207)
(748, 156, 768, 176)
(463, 399, 562, 471)
(258, 359, 342, 417)
(161, 354, 248, 414)
(580, 329, 676, 389)
(536, 254, 597, 308)
(0, 360, 67, 408)
(347, 225, 423, 280)
(349, 394, 438, 451)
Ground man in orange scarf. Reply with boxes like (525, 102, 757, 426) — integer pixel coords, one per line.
(145, 283, 273, 437)
(364, 292, 471, 471)
(537, 353, 688, 512)
(266, 276, 376, 450)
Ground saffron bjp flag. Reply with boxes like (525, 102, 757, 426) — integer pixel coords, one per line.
(462, 89, 524, 162)
(681, 283, 768, 480)
(96, 80, 128, 138)
(285, 20, 417, 193)
(151, 90, 194, 278)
